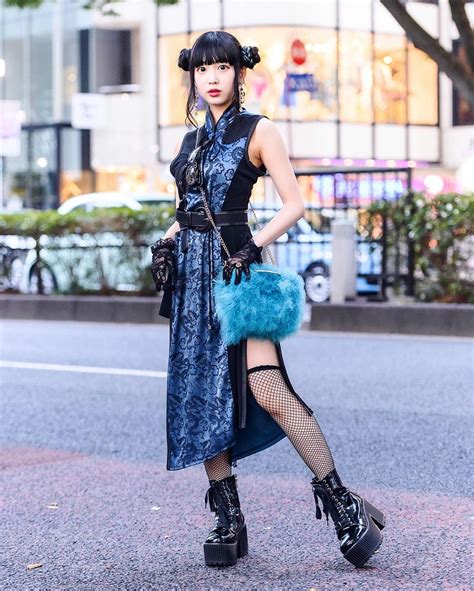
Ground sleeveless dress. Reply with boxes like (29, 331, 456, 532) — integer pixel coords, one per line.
(159, 102, 315, 471)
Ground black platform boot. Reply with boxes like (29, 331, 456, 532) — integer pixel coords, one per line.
(203, 474, 248, 567)
(310, 468, 385, 568)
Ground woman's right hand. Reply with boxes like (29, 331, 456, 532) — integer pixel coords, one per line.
(222, 237, 263, 285)
(150, 237, 176, 293)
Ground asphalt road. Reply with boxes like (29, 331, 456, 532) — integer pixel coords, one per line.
(1, 319, 472, 591)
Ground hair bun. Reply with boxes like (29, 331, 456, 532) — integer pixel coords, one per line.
(241, 45, 261, 69)
(178, 48, 191, 71)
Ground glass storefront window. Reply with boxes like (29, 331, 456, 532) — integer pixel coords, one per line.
(407, 42, 438, 125)
(63, 9, 80, 121)
(339, 31, 373, 123)
(228, 27, 337, 121)
(63, 1, 91, 123)
(5, 128, 56, 210)
(159, 27, 440, 129)
(60, 128, 94, 204)
(94, 29, 134, 91)
(158, 33, 189, 126)
(30, 8, 53, 123)
(374, 34, 407, 124)
(3, 10, 27, 106)
(2, 131, 28, 211)
(31, 128, 57, 209)
(159, 27, 337, 126)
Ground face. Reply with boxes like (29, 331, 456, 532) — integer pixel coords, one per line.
(194, 61, 245, 108)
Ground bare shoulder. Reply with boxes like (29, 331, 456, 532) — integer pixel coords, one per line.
(254, 117, 282, 150)
(248, 116, 280, 168)
(254, 115, 276, 137)
(253, 116, 286, 160)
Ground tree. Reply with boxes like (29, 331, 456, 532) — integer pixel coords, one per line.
(380, 0, 474, 108)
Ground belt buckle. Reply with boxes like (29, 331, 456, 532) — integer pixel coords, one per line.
(193, 205, 212, 232)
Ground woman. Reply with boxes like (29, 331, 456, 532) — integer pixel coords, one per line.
(151, 31, 385, 569)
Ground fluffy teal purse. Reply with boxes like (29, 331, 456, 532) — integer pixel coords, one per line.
(196, 183, 306, 346)
(213, 261, 306, 345)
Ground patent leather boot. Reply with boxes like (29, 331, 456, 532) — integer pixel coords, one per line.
(203, 474, 248, 567)
(310, 468, 385, 567)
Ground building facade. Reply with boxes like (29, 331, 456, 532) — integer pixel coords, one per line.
(1, 0, 473, 210)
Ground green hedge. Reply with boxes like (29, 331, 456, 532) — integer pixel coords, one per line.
(0, 205, 175, 295)
(2, 196, 473, 303)
(0, 204, 174, 241)
(365, 191, 474, 304)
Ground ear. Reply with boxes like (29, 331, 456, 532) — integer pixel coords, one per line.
(239, 66, 246, 84)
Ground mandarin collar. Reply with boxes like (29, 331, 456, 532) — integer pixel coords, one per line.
(204, 102, 241, 136)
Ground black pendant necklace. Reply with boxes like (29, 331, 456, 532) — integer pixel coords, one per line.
(185, 126, 213, 188)
(184, 105, 240, 190)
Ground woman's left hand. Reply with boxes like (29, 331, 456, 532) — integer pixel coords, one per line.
(222, 237, 263, 285)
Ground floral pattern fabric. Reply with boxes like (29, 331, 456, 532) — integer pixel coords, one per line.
(166, 103, 250, 470)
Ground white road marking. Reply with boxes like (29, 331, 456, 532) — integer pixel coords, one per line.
(0, 360, 167, 378)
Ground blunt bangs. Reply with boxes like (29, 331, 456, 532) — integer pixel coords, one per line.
(191, 32, 240, 69)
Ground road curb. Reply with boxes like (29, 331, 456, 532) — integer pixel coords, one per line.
(0, 294, 168, 324)
(310, 302, 474, 337)
(1, 295, 473, 336)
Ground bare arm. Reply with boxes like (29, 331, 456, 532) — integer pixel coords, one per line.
(250, 118, 305, 249)
(163, 220, 180, 240)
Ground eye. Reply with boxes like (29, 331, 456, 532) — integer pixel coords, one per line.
(196, 63, 228, 72)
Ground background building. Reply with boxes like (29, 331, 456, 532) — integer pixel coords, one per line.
(1, 0, 473, 210)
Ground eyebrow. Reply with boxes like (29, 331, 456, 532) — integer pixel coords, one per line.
(197, 62, 228, 67)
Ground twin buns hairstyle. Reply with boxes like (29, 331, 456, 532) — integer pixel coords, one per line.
(178, 45, 261, 71)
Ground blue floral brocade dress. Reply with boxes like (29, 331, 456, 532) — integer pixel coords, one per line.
(159, 103, 314, 471)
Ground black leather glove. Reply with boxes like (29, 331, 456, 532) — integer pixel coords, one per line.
(150, 237, 176, 293)
(222, 237, 263, 285)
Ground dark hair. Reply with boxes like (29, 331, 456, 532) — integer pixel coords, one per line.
(177, 31, 261, 128)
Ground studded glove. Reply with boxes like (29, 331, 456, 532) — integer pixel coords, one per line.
(150, 237, 176, 293)
(222, 237, 263, 285)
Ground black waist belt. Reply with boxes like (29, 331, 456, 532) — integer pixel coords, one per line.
(176, 206, 248, 253)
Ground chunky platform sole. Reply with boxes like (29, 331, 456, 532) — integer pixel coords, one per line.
(365, 500, 386, 530)
(343, 500, 386, 568)
(203, 524, 248, 567)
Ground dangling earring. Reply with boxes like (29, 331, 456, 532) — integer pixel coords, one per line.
(193, 87, 199, 117)
(239, 82, 246, 111)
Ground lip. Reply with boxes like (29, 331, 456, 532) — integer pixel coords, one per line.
(208, 89, 221, 95)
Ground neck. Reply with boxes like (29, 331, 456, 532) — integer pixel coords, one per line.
(206, 101, 236, 128)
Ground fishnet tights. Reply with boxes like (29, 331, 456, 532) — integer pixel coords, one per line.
(247, 365, 335, 480)
(203, 447, 232, 481)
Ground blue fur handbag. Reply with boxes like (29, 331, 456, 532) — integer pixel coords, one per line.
(213, 261, 306, 346)
(195, 182, 306, 346)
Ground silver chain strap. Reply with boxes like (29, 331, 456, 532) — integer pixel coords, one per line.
(193, 125, 276, 266)
(248, 199, 276, 266)
(196, 184, 275, 266)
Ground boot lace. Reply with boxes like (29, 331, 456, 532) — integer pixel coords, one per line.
(204, 480, 240, 530)
(312, 481, 352, 531)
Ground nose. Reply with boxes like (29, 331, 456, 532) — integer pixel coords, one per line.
(209, 65, 220, 82)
